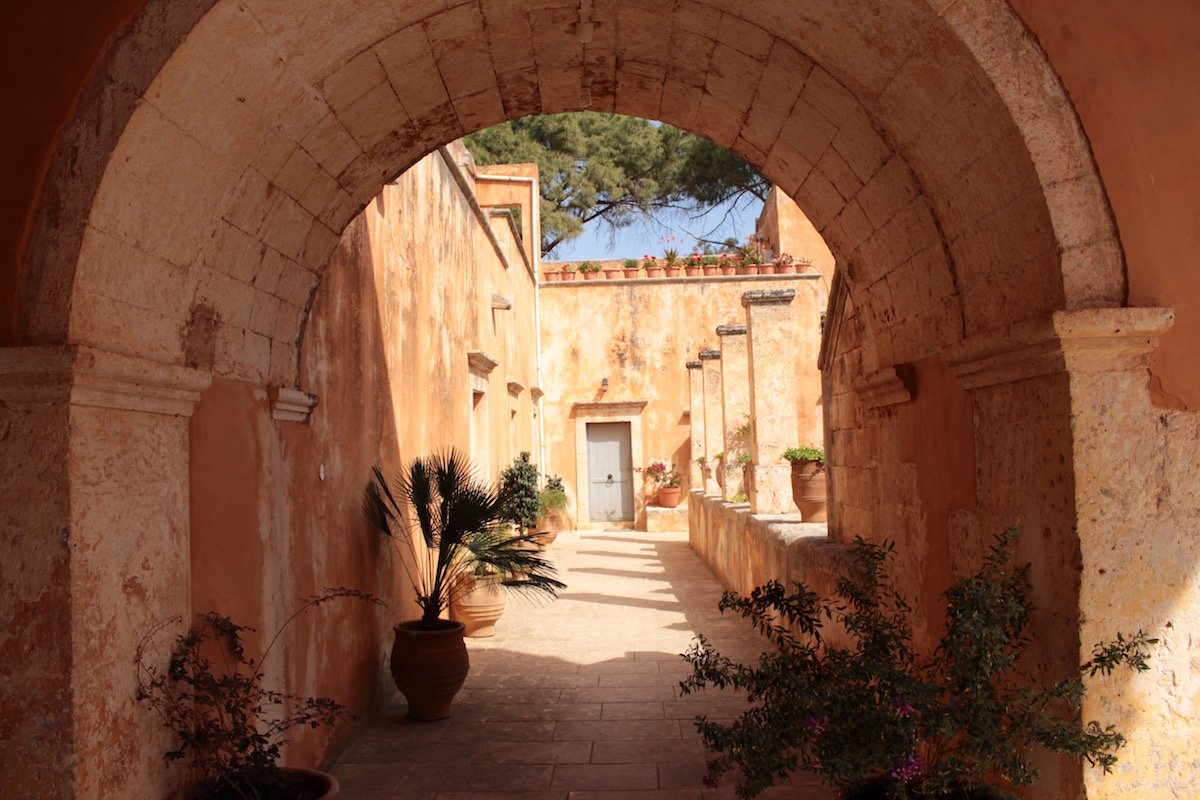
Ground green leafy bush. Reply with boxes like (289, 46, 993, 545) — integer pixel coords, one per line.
(781, 445, 824, 465)
(499, 451, 542, 529)
(680, 529, 1155, 799)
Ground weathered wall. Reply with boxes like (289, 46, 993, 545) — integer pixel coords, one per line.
(539, 274, 824, 528)
(184, 145, 541, 785)
(756, 186, 835, 289)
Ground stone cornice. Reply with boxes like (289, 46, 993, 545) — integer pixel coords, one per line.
(685, 360, 702, 369)
(716, 324, 747, 336)
(0, 346, 212, 417)
(467, 350, 499, 375)
(491, 293, 512, 310)
(698, 349, 721, 360)
(571, 399, 649, 417)
(741, 288, 796, 307)
(270, 386, 318, 422)
(507, 380, 525, 396)
(943, 308, 1174, 390)
(854, 365, 913, 409)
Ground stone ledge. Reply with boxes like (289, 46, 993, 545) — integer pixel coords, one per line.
(270, 386, 318, 423)
(645, 503, 689, 532)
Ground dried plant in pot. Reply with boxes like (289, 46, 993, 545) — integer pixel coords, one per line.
(135, 588, 380, 800)
(681, 529, 1156, 800)
(363, 449, 564, 719)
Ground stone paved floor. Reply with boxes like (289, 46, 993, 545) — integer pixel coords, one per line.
(331, 527, 834, 799)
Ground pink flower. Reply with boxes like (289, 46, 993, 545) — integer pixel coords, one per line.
(892, 696, 914, 718)
(890, 754, 921, 782)
(805, 714, 829, 735)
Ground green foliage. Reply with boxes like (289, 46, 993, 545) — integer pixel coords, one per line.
(622, 258, 640, 269)
(464, 113, 768, 256)
(731, 490, 748, 503)
(577, 260, 601, 272)
(680, 529, 1156, 799)
(782, 445, 824, 465)
(363, 450, 563, 628)
(135, 589, 381, 799)
(736, 453, 752, 464)
(499, 451, 543, 529)
(735, 414, 752, 437)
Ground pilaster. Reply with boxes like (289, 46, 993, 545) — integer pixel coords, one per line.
(0, 346, 211, 800)
(717, 325, 749, 500)
(686, 360, 704, 489)
(699, 349, 723, 495)
(743, 289, 800, 514)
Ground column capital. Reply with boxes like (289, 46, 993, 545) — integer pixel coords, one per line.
(942, 308, 1174, 390)
(716, 324, 747, 336)
(270, 387, 319, 422)
(742, 288, 796, 307)
(698, 349, 721, 360)
(0, 345, 212, 417)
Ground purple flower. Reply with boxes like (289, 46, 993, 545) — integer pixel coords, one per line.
(702, 774, 718, 789)
(892, 696, 914, 718)
(890, 754, 921, 782)
(805, 714, 829, 735)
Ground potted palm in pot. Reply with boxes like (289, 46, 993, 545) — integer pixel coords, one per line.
(362, 450, 563, 719)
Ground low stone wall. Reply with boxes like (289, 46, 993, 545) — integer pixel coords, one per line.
(687, 490, 855, 602)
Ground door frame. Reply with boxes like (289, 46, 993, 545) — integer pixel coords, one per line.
(571, 400, 647, 528)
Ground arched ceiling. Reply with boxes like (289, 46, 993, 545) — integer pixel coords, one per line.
(22, 0, 1121, 388)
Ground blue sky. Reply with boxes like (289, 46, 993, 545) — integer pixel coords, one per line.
(548, 195, 765, 262)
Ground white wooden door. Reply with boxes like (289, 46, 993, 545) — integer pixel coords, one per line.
(586, 422, 634, 522)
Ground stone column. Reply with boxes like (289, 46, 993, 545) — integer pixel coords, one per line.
(717, 324, 749, 501)
(699, 349, 723, 495)
(743, 289, 799, 514)
(686, 360, 704, 490)
(0, 346, 211, 800)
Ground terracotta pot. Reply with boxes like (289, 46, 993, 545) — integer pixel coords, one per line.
(560, 271, 576, 281)
(582, 271, 600, 280)
(604, 268, 622, 279)
(760, 263, 777, 274)
(790, 460, 827, 522)
(536, 508, 565, 547)
(776, 263, 796, 274)
(702, 265, 718, 276)
(797, 262, 813, 273)
(721, 265, 738, 276)
(624, 268, 640, 278)
(664, 266, 681, 277)
(657, 486, 682, 507)
(543, 271, 560, 282)
(646, 266, 664, 278)
(183, 768, 338, 800)
(739, 264, 760, 275)
(684, 265, 700, 276)
(451, 574, 507, 638)
(390, 620, 470, 720)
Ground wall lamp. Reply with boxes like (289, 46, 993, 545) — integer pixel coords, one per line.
(600, 378, 609, 392)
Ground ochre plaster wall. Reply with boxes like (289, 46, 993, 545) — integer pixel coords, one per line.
(185, 146, 540, 782)
(539, 274, 824, 528)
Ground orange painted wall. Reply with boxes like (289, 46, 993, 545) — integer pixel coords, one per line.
(1009, 0, 1200, 410)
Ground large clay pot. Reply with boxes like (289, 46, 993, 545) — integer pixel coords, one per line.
(657, 486, 682, 507)
(451, 575, 507, 638)
(390, 620, 470, 720)
(790, 460, 828, 522)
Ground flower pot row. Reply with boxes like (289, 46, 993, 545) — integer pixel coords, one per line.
(544, 262, 812, 282)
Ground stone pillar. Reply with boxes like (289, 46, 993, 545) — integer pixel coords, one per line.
(717, 324, 750, 501)
(943, 308, 1193, 799)
(699, 349, 723, 495)
(0, 346, 211, 800)
(743, 289, 799, 514)
(686, 360, 704, 490)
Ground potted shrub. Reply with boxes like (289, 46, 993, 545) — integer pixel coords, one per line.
(543, 266, 561, 282)
(135, 588, 380, 800)
(535, 474, 572, 546)
(363, 450, 563, 719)
(662, 235, 683, 276)
(718, 253, 738, 276)
(622, 257, 641, 279)
(603, 262, 623, 279)
(642, 255, 663, 278)
(559, 264, 577, 281)
(643, 460, 682, 507)
(702, 254, 719, 276)
(579, 260, 602, 280)
(783, 445, 826, 521)
(681, 528, 1156, 799)
(685, 252, 702, 276)
(774, 252, 797, 274)
(797, 256, 814, 273)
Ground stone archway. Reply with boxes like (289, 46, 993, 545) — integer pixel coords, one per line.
(3, 2, 1189, 799)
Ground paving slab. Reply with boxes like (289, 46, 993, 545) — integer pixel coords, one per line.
(331, 528, 834, 799)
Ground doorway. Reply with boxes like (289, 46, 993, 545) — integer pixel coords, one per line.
(586, 422, 634, 522)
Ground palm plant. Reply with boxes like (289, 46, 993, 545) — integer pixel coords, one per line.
(363, 449, 564, 630)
